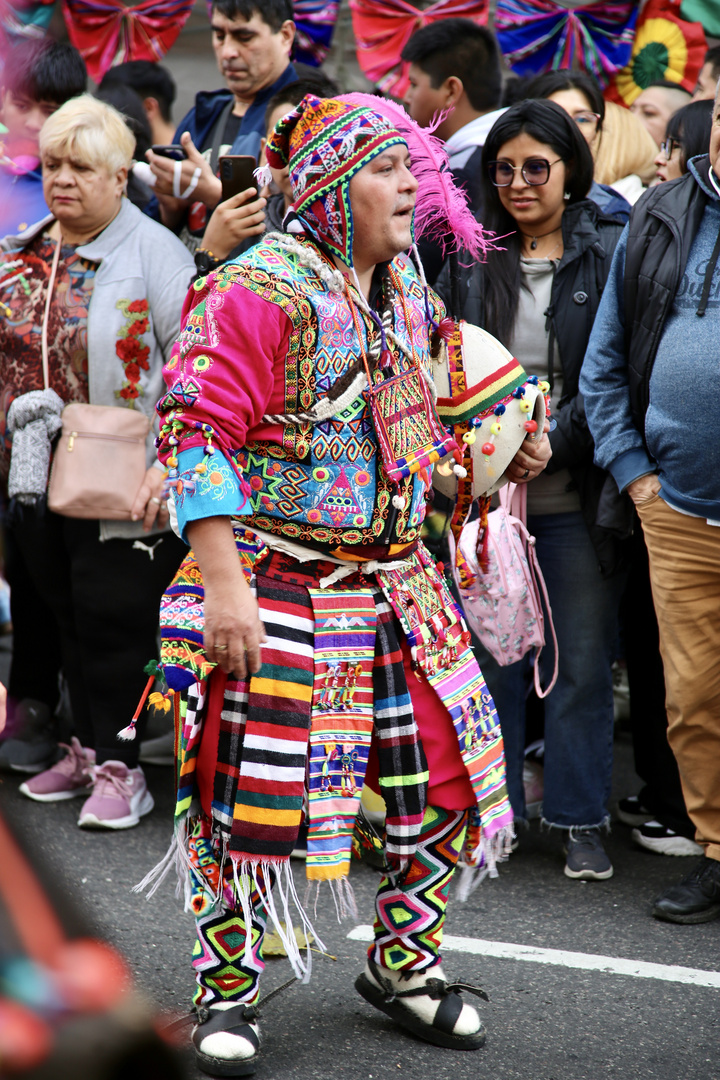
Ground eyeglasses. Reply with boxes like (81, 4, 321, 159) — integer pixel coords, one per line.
(660, 136, 681, 158)
(573, 110, 601, 132)
(487, 158, 563, 187)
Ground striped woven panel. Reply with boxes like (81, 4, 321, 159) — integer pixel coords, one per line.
(305, 588, 377, 882)
(378, 543, 513, 868)
(435, 324, 526, 425)
(229, 573, 315, 860)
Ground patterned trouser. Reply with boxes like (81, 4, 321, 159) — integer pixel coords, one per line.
(189, 807, 468, 1006)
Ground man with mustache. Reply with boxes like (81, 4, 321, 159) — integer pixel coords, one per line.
(150, 93, 530, 1077)
(147, 0, 296, 245)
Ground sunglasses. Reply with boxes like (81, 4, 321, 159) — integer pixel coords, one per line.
(487, 158, 563, 187)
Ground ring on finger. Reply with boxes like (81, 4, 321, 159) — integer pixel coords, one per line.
(215, 644, 229, 651)
(150, 496, 163, 505)
(522, 469, 530, 479)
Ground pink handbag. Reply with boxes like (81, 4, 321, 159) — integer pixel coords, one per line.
(451, 483, 559, 698)
(40, 230, 150, 520)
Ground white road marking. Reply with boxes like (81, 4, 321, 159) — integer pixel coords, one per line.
(346, 926, 720, 989)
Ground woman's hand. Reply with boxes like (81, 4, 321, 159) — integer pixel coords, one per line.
(202, 188, 267, 261)
(204, 577, 266, 679)
(506, 421, 553, 484)
(626, 473, 661, 505)
(131, 466, 170, 533)
(147, 132, 222, 209)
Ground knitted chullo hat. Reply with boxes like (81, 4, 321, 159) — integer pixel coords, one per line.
(265, 93, 408, 267)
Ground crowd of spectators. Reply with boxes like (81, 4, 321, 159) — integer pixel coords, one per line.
(1, 1, 719, 925)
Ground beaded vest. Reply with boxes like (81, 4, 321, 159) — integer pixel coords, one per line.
(227, 240, 441, 551)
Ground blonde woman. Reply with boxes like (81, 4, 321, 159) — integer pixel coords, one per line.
(593, 100, 659, 203)
(0, 95, 193, 829)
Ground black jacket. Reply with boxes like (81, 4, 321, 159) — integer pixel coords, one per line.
(436, 198, 630, 575)
(623, 155, 715, 433)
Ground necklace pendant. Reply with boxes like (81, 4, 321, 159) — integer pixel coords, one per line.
(530, 238, 537, 250)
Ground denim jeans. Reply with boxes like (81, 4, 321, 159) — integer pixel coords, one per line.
(474, 511, 626, 828)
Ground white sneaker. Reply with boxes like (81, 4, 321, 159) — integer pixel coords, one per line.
(632, 821, 703, 857)
(78, 760, 154, 829)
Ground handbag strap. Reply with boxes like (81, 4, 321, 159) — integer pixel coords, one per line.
(498, 480, 559, 698)
(526, 538, 559, 699)
(41, 229, 63, 392)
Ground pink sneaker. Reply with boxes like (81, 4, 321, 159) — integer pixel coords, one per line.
(19, 738, 95, 802)
(78, 761, 154, 830)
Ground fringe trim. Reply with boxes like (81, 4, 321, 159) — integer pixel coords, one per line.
(133, 817, 193, 909)
(231, 858, 326, 984)
(455, 823, 515, 902)
(304, 876, 358, 923)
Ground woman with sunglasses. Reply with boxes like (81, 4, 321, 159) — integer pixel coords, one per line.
(438, 100, 628, 881)
(525, 71, 631, 222)
(655, 98, 715, 182)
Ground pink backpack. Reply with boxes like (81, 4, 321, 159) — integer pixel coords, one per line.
(451, 483, 559, 698)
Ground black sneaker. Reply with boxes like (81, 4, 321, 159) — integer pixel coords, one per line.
(0, 699, 57, 774)
(652, 855, 720, 924)
(564, 826, 614, 880)
(616, 795, 653, 827)
(632, 821, 702, 857)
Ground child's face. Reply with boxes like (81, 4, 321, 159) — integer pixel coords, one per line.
(264, 101, 294, 203)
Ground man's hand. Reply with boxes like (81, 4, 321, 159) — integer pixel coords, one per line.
(202, 188, 267, 260)
(204, 577, 266, 679)
(626, 473, 661, 505)
(506, 419, 553, 484)
(147, 131, 222, 209)
(187, 516, 267, 679)
(130, 466, 170, 533)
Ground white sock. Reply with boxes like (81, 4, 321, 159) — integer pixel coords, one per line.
(196, 1001, 260, 1062)
(365, 962, 481, 1036)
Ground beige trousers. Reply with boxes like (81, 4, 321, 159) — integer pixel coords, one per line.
(637, 494, 720, 862)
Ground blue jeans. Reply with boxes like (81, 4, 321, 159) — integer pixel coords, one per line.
(474, 512, 626, 828)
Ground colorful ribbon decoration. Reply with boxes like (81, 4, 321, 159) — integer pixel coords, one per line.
(495, 0, 638, 87)
(680, 0, 720, 38)
(0, 0, 56, 43)
(293, 0, 340, 66)
(607, 0, 707, 104)
(349, 0, 489, 97)
(62, 0, 195, 83)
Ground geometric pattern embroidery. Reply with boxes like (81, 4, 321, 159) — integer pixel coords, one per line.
(189, 818, 272, 1006)
(371, 806, 468, 973)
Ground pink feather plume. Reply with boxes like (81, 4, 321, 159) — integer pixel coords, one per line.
(340, 92, 495, 262)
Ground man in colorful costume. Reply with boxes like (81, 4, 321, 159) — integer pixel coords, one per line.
(151, 93, 539, 1077)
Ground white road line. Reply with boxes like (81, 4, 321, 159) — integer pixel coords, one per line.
(346, 926, 720, 989)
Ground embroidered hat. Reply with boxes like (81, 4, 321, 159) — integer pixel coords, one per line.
(265, 93, 407, 266)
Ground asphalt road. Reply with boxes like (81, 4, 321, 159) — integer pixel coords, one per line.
(2, 721, 719, 1080)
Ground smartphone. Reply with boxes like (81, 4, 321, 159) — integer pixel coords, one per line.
(219, 155, 258, 202)
(151, 144, 187, 161)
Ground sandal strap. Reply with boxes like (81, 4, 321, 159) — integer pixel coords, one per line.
(192, 1003, 260, 1049)
(367, 958, 489, 1004)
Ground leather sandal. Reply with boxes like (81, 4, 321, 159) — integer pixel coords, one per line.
(355, 957, 488, 1050)
(192, 1003, 260, 1077)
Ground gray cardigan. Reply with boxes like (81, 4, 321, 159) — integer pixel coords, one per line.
(2, 198, 195, 539)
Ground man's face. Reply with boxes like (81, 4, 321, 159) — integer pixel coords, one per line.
(710, 89, 720, 177)
(694, 62, 719, 102)
(630, 87, 686, 148)
(0, 89, 58, 156)
(403, 64, 449, 131)
(211, 10, 294, 103)
(348, 146, 418, 268)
